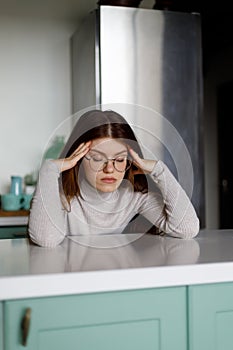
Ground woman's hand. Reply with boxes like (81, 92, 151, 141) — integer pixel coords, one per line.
(128, 147, 157, 175)
(53, 141, 91, 172)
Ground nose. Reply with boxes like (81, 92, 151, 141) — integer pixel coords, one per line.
(103, 160, 114, 173)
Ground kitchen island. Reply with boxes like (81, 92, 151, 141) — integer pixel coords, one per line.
(1, 229, 233, 350)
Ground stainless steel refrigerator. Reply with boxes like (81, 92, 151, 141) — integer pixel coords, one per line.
(71, 5, 205, 227)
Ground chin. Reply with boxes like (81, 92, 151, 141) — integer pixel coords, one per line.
(96, 183, 119, 193)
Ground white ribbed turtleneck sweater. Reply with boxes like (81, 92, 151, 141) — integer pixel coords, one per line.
(28, 160, 199, 247)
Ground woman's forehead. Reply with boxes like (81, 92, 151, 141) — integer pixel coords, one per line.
(90, 137, 127, 153)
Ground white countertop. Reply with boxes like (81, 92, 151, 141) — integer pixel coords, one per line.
(0, 215, 28, 226)
(1, 229, 233, 300)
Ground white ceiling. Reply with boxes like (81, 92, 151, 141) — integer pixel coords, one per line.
(0, 0, 97, 21)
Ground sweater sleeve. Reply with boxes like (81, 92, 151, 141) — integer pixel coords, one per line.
(28, 160, 68, 248)
(140, 160, 200, 239)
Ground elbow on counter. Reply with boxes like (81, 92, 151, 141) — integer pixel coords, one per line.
(28, 226, 65, 248)
(181, 222, 200, 239)
(28, 234, 65, 249)
(165, 216, 200, 240)
(28, 233, 65, 248)
(28, 212, 66, 248)
(184, 213, 200, 239)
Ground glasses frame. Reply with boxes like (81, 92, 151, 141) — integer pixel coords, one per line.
(84, 155, 132, 173)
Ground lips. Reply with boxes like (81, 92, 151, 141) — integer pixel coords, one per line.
(101, 177, 117, 183)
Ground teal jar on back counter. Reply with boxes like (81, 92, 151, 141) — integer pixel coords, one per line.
(10, 176, 23, 196)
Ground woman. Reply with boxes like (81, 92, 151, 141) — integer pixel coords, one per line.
(28, 109, 199, 247)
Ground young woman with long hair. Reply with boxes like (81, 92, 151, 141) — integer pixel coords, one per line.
(29, 109, 199, 247)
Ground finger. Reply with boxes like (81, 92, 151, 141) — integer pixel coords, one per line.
(73, 142, 88, 154)
(128, 147, 143, 166)
(57, 142, 91, 172)
(71, 142, 91, 158)
(128, 147, 140, 159)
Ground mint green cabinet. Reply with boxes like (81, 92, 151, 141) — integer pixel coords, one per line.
(4, 287, 187, 350)
(188, 282, 233, 350)
(0, 303, 3, 350)
(3, 282, 233, 349)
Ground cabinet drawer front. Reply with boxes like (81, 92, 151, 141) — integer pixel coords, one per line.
(189, 282, 233, 350)
(4, 287, 187, 350)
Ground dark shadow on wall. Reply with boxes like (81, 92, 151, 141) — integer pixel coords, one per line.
(161, 10, 205, 228)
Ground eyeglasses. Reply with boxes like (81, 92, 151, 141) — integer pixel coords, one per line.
(84, 154, 132, 172)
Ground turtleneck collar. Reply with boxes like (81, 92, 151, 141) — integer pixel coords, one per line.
(78, 177, 134, 212)
(79, 177, 120, 204)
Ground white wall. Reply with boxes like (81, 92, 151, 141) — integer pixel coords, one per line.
(0, 16, 77, 193)
(0, 1, 153, 195)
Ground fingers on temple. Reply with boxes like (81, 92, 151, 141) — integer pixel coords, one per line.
(73, 142, 91, 156)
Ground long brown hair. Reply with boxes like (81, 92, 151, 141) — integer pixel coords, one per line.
(59, 109, 148, 205)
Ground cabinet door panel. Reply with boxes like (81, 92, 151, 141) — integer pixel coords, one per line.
(38, 319, 160, 350)
(4, 287, 186, 350)
(0, 302, 3, 350)
(189, 282, 233, 350)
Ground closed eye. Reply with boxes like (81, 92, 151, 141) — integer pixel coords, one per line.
(92, 156, 104, 162)
(115, 157, 126, 163)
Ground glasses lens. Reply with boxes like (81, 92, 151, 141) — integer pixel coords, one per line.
(88, 155, 132, 172)
(89, 156, 106, 171)
(114, 156, 130, 172)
